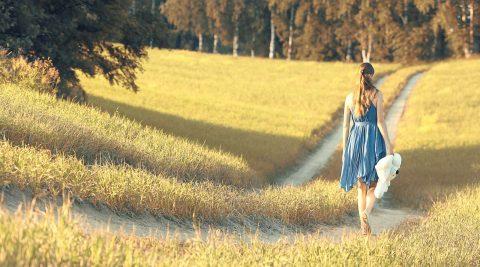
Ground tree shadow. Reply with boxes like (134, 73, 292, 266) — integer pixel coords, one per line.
(87, 95, 303, 181)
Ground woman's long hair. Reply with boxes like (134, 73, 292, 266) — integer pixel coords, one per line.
(353, 62, 377, 117)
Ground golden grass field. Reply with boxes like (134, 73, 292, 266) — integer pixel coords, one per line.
(0, 83, 254, 187)
(0, 52, 479, 265)
(390, 58, 480, 208)
(0, 136, 354, 224)
(0, 82, 354, 224)
(1, 184, 478, 266)
(81, 49, 399, 180)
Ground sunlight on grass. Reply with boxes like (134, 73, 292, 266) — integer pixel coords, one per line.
(0, 49, 479, 266)
(0, 83, 254, 187)
(1, 184, 478, 266)
(391, 59, 480, 208)
(0, 139, 355, 224)
(81, 49, 399, 178)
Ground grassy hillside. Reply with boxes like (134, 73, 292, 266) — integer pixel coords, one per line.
(0, 137, 354, 224)
(390, 59, 480, 208)
(81, 49, 399, 179)
(2, 58, 479, 266)
(0, 83, 254, 187)
(0, 82, 354, 224)
(0, 54, 420, 224)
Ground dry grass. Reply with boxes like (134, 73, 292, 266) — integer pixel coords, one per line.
(0, 55, 420, 224)
(1, 183, 478, 266)
(0, 83, 255, 187)
(390, 59, 480, 208)
(0, 50, 59, 94)
(0, 52, 478, 266)
(81, 49, 399, 179)
(318, 64, 430, 182)
(0, 139, 355, 224)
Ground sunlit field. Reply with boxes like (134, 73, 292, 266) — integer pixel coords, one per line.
(81, 49, 399, 179)
(0, 84, 354, 224)
(3, 0, 480, 265)
(390, 59, 480, 208)
(1, 185, 478, 266)
(0, 138, 356, 224)
(0, 84, 254, 187)
(1, 47, 480, 267)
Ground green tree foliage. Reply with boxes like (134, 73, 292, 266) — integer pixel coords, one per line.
(2, 0, 479, 77)
(161, 0, 480, 62)
(162, 0, 208, 51)
(0, 0, 153, 97)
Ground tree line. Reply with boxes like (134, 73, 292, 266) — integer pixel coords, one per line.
(150, 0, 479, 62)
(0, 0, 478, 97)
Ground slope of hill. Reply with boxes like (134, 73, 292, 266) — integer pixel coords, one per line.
(81, 49, 399, 180)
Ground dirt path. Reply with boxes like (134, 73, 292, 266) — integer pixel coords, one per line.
(1, 73, 425, 243)
(283, 73, 426, 241)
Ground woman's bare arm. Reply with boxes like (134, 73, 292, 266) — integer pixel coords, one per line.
(375, 92, 393, 155)
(342, 94, 351, 150)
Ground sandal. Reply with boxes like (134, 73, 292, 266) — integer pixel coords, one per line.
(360, 212, 372, 235)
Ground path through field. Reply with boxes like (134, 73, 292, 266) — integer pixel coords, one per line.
(1, 73, 425, 243)
(299, 73, 425, 241)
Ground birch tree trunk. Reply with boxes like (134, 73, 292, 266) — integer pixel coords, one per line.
(462, 2, 472, 58)
(463, 40, 471, 58)
(213, 33, 219, 54)
(470, 0, 476, 52)
(362, 34, 372, 62)
(198, 33, 203, 52)
(131, 0, 136, 14)
(287, 7, 294, 60)
(150, 0, 155, 47)
(269, 17, 275, 59)
(361, 49, 368, 62)
(346, 39, 352, 61)
(233, 23, 239, 57)
(251, 34, 256, 57)
(403, 0, 409, 25)
(366, 34, 372, 62)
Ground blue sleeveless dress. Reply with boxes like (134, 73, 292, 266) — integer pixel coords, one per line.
(340, 99, 386, 192)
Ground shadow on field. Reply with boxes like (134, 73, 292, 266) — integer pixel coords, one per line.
(318, 144, 480, 209)
(88, 95, 302, 181)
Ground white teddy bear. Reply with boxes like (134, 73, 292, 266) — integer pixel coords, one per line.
(374, 153, 401, 199)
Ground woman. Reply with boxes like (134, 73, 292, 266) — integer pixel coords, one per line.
(340, 62, 393, 235)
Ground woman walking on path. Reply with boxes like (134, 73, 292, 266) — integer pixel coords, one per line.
(340, 63, 393, 235)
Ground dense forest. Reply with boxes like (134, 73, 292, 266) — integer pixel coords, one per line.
(152, 0, 479, 62)
(0, 0, 478, 96)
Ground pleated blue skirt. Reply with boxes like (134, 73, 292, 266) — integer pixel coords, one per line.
(340, 107, 386, 192)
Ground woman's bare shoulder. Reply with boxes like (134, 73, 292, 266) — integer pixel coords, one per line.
(345, 92, 353, 102)
(375, 89, 384, 100)
(345, 93, 354, 112)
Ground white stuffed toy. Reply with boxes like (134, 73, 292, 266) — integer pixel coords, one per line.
(374, 153, 401, 199)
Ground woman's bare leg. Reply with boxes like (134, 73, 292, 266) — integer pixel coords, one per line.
(357, 179, 367, 216)
(365, 186, 376, 215)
